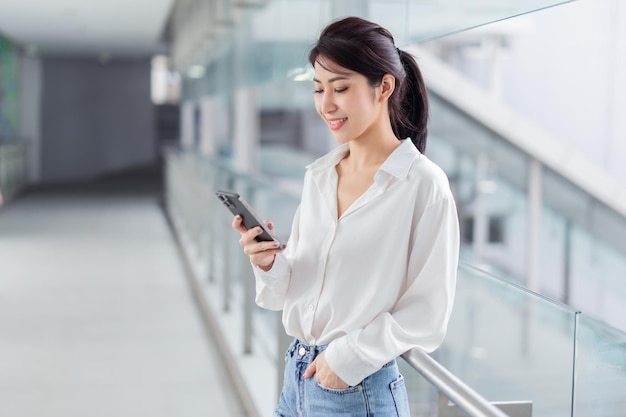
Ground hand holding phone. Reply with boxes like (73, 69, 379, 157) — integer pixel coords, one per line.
(215, 190, 283, 247)
(216, 190, 285, 270)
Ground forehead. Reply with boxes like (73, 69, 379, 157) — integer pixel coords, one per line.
(313, 58, 357, 81)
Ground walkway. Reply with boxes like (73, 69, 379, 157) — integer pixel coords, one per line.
(0, 168, 246, 417)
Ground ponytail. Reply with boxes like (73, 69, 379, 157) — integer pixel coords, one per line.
(392, 49, 429, 154)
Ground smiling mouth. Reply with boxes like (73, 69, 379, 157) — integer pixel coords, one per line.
(328, 118, 347, 130)
(328, 117, 348, 126)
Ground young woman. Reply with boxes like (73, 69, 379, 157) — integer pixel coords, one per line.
(233, 16, 459, 417)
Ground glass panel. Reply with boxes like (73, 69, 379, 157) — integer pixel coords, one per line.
(398, 358, 440, 415)
(180, 0, 576, 99)
(427, 70, 626, 336)
(574, 314, 626, 417)
(232, 175, 300, 358)
(430, 264, 578, 417)
(404, 0, 575, 43)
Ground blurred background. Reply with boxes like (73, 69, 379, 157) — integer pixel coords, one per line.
(1, 1, 626, 416)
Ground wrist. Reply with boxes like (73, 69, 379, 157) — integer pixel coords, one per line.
(253, 257, 275, 271)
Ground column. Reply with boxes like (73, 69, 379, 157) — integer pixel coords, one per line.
(472, 154, 489, 262)
(199, 96, 218, 156)
(233, 87, 259, 173)
(19, 54, 42, 183)
(181, 101, 196, 149)
(232, 9, 258, 173)
(527, 158, 542, 292)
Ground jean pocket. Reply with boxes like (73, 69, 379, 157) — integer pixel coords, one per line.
(315, 381, 363, 395)
(390, 374, 410, 417)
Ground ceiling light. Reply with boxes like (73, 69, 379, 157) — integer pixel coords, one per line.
(288, 67, 314, 82)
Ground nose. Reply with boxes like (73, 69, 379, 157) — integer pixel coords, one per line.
(319, 91, 336, 115)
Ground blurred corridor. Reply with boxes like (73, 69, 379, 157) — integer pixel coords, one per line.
(0, 167, 245, 417)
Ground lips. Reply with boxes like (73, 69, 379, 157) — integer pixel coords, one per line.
(328, 117, 347, 131)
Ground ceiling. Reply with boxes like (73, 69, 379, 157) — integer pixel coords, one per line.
(0, 0, 175, 57)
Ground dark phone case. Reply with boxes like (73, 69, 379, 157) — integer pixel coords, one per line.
(215, 190, 279, 244)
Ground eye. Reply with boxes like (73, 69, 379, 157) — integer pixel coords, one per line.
(313, 89, 323, 94)
(335, 87, 348, 93)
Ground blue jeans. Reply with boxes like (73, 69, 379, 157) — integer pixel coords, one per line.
(274, 339, 411, 417)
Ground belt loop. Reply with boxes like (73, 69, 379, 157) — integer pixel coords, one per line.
(287, 339, 297, 356)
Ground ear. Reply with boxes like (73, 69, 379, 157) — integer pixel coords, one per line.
(378, 74, 396, 102)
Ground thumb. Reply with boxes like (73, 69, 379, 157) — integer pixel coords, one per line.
(302, 360, 316, 379)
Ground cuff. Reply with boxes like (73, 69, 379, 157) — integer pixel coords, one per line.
(323, 335, 381, 387)
(252, 253, 289, 310)
(252, 252, 289, 286)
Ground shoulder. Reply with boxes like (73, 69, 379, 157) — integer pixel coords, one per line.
(406, 154, 454, 203)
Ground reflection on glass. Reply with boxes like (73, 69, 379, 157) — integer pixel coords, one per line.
(575, 315, 626, 417)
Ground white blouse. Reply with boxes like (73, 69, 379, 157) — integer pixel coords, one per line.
(253, 139, 459, 386)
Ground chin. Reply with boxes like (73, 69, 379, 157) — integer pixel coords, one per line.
(331, 131, 355, 144)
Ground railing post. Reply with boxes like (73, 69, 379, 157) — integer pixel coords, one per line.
(222, 172, 235, 313)
(242, 183, 255, 354)
(202, 159, 215, 283)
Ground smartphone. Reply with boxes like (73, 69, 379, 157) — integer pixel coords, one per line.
(215, 190, 283, 246)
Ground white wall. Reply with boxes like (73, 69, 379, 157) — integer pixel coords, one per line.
(440, 0, 626, 183)
(503, 0, 626, 180)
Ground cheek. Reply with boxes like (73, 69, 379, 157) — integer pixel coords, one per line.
(313, 97, 323, 116)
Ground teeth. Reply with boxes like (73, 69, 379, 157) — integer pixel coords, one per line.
(329, 118, 347, 125)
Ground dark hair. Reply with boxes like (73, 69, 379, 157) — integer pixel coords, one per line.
(308, 16, 429, 153)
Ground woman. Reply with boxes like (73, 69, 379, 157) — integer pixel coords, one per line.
(233, 16, 459, 416)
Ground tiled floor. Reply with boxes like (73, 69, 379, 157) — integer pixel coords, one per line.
(0, 176, 246, 417)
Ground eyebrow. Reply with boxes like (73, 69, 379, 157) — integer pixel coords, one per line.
(312, 76, 350, 83)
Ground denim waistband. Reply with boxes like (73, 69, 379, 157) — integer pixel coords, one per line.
(286, 338, 395, 369)
(287, 339, 328, 362)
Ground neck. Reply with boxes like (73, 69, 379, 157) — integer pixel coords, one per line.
(345, 124, 400, 170)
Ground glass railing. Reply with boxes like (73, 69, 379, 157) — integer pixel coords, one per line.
(427, 85, 626, 334)
(164, 147, 626, 417)
(574, 315, 626, 417)
(0, 142, 27, 204)
(431, 264, 578, 416)
(177, 0, 576, 95)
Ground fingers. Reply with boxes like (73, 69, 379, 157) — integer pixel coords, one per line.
(231, 214, 246, 233)
(241, 239, 283, 256)
(232, 216, 267, 245)
(238, 226, 277, 251)
(303, 360, 316, 379)
(304, 352, 348, 389)
(232, 216, 283, 270)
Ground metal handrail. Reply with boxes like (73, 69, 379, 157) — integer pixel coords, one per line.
(402, 348, 510, 417)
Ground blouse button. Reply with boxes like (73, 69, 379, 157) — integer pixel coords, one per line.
(308, 304, 314, 311)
